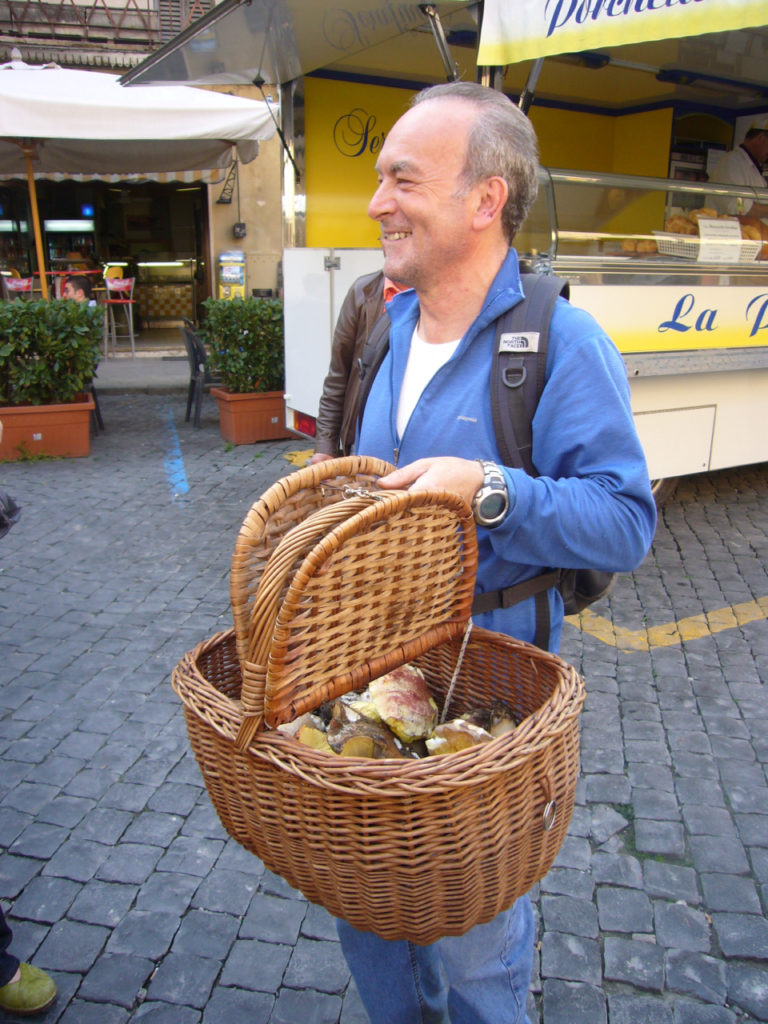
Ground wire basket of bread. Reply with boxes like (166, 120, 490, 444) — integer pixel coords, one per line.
(655, 208, 764, 262)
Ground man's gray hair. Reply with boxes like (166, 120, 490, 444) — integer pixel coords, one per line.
(411, 82, 539, 243)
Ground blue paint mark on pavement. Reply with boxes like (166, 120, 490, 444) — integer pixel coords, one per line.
(163, 406, 189, 504)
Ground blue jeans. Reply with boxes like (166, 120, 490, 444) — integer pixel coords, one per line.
(336, 895, 534, 1024)
(0, 906, 19, 988)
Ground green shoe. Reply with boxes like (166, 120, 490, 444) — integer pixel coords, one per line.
(0, 962, 57, 1016)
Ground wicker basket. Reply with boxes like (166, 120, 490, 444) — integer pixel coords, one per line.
(172, 456, 585, 944)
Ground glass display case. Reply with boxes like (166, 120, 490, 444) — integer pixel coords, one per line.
(516, 169, 768, 288)
(135, 258, 197, 327)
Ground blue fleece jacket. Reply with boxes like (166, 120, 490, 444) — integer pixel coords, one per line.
(357, 250, 656, 652)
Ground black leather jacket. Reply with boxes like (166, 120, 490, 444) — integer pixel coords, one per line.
(314, 269, 387, 456)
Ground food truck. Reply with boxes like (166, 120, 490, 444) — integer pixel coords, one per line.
(124, 1, 768, 495)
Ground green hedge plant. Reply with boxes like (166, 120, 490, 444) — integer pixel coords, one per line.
(200, 296, 284, 394)
(0, 299, 102, 406)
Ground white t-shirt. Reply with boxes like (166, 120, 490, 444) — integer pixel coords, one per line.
(709, 146, 768, 216)
(396, 325, 460, 438)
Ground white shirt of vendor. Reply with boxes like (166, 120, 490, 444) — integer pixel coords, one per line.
(709, 123, 768, 219)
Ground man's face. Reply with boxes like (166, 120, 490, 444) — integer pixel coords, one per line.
(368, 99, 480, 292)
(755, 132, 768, 166)
(62, 281, 84, 301)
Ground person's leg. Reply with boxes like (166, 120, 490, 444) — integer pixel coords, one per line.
(438, 895, 534, 1024)
(0, 906, 20, 987)
(0, 904, 57, 1016)
(336, 918, 450, 1024)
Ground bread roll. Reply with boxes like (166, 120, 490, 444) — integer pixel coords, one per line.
(741, 223, 761, 241)
(688, 207, 718, 224)
(621, 238, 637, 252)
(636, 239, 658, 253)
(664, 215, 697, 235)
(739, 215, 768, 259)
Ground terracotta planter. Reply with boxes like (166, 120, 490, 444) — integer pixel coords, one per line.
(0, 393, 95, 461)
(211, 387, 292, 444)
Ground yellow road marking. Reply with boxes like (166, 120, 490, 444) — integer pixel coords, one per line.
(567, 595, 768, 651)
(284, 448, 314, 467)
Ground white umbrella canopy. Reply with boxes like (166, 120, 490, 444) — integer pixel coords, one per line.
(0, 57, 277, 296)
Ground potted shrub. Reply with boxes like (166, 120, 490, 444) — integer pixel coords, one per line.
(0, 299, 102, 460)
(201, 295, 292, 444)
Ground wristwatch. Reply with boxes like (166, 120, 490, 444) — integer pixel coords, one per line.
(472, 460, 509, 528)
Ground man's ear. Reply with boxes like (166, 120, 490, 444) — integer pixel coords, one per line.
(472, 176, 508, 231)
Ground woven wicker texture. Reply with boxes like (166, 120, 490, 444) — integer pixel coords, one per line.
(172, 455, 586, 943)
(172, 626, 584, 944)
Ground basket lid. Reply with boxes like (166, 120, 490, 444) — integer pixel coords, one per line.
(231, 457, 478, 729)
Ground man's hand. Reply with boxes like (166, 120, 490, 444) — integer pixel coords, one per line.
(310, 452, 335, 465)
(377, 457, 483, 507)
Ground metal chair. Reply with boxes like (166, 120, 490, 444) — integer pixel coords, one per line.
(2, 276, 34, 300)
(181, 320, 221, 428)
(104, 276, 136, 357)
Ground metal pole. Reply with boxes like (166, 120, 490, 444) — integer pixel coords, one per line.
(22, 144, 49, 300)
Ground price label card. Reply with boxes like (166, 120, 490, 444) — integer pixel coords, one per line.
(697, 218, 744, 263)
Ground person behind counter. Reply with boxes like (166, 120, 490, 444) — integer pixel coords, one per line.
(709, 119, 768, 220)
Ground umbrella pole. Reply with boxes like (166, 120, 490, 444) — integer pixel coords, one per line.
(23, 145, 49, 300)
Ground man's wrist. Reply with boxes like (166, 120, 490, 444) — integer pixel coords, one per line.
(472, 460, 510, 528)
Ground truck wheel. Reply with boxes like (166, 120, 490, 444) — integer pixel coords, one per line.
(651, 477, 678, 508)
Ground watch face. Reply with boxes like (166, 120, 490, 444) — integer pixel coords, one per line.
(479, 492, 507, 519)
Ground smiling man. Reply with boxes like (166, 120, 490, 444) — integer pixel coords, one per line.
(340, 81, 656, 1024)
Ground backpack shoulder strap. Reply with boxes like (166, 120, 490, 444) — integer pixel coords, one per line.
(490, 273, 569, 475)
(355, 311, 391, 435)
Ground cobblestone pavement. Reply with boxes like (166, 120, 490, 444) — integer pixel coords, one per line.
(1, 391, 767, 1023)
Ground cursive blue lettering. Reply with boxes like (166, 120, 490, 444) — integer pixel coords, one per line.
(547, 0, 705, 36)
(747, 294, 768, 338)
(659, 293, 695, 333)
(333, 109, 385, 158)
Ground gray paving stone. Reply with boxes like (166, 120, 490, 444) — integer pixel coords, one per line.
(635, 819, 687, 857)
(42, 836, 110, 882)
(591, 852, 643, 889)
(584, 774, 631, 804)
(711, 912, 768, 958)
(590, 805, 630, 844)
(690, 835, 751, 875)
(193, 870, 258, 916)
(200, 987, 273, 1024)
(10, 874, 80, 924)
(726, 963, 768, 1020)
(540, 980, 606, 1024)
(644, 862, 701, 904)
(58, 1002, 131, 1024)
(131, 1002, 201, 1022)
(135, 871, 200, 917)
(665, 949, 728, 1005)
(106, 909, 181, 960)
(672, 1002, 737, 1024)
(283, 937, 351, 995)
(147, 953, 221, 1009)
(34, 918, 110, 972)
(68, 880, 139, 927)
(171, 908, 239, 960)
(540, 895, 599, 939)
(632, 788, 682, 821)
(270, 988, 344, 1024)
(608, 994, 673, 1023)
(701, 873, 762, 913)
(240, 892, 306, 945)
(597, 886, 654, 933)
(74, 807, 132, 845)
(539, 867, 595, 900)
(604, 936, 665, 991)
(77, 953, 155, 1008)
(156, 836, 224, 877)
(540, 932, 602, 985)
(655, 901, 711, 952)
(219, 938, 292, 992)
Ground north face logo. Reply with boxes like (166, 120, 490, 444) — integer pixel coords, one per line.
(499, 331, 540, 353)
